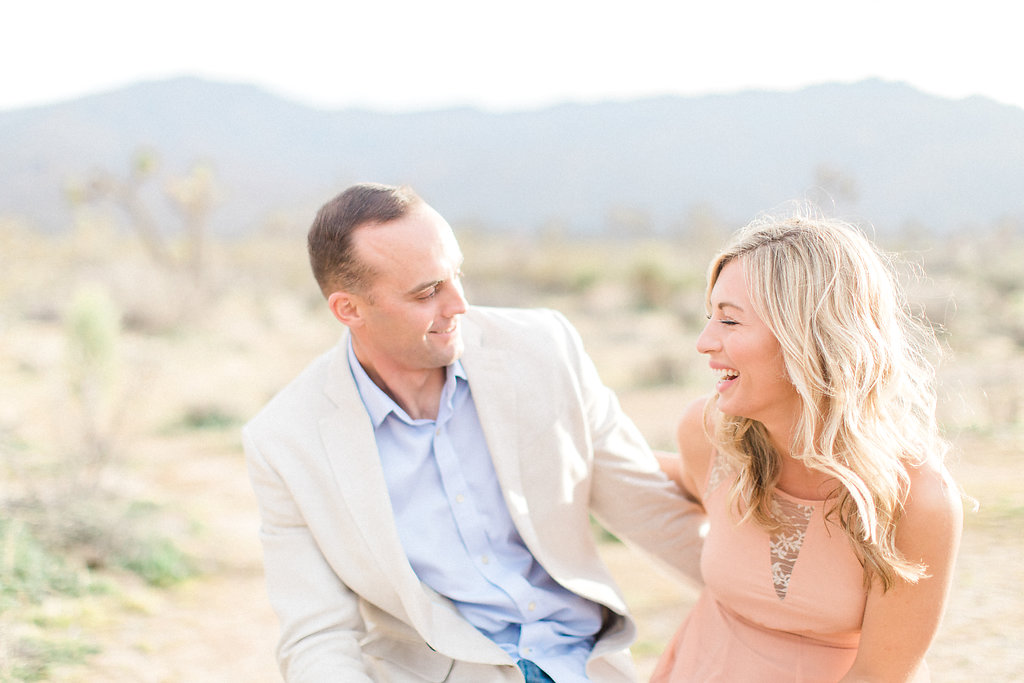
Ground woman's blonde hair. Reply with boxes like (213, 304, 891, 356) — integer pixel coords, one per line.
(706, 206, 947, 590)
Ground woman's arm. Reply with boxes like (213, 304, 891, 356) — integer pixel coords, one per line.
(840, 460, 964, 682)
(654, 449, 687, 491)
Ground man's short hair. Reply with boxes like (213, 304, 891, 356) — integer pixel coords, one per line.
(307, 182, 422, 296)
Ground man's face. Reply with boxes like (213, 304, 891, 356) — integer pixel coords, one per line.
(347, 203, 468, 381)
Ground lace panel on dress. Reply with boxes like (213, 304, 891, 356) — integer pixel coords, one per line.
(769, 496, 815, 600)
(706, 452, 816, 601)
(706, 451, 730, 495)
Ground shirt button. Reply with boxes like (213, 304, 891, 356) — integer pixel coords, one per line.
(527, 601, 536, 611)
(481, 555, 490, 565)
(455, 494, 465, 503)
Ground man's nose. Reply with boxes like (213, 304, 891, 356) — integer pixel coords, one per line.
(446, 279, 468, 315)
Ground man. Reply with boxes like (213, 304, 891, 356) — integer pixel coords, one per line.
(243, 183, 704, 683)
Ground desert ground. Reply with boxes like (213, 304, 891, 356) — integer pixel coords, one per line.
(1, 220, 1022, 681)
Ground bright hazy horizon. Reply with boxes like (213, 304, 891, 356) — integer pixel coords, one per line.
(6, 0, 1022, 113)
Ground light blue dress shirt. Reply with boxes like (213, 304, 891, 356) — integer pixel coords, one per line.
(347, 340, 602, 682)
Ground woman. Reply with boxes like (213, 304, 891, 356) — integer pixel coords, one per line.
(653, 210, 963, 682)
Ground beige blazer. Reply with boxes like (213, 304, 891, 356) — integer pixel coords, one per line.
(244, 306, 704, 682)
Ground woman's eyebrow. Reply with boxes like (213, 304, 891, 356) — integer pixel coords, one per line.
(714, 301, 744, 313)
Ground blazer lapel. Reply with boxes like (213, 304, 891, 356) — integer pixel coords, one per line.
(319, 340, 421, 597)
(459, 317, 544, 559)
(317, 334, 509, 661)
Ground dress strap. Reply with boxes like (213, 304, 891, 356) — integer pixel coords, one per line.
(703, 450, 732, 498)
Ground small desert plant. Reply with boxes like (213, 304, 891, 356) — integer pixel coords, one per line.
(116, 535, 197, 587)
(0, 512, 105, 682)
(62, 284, 124, 493)
(0, 632, 100, 682)
(0, 516, 89, 609)
(631, 260, 676, 310)
(176, 404, 241, 432)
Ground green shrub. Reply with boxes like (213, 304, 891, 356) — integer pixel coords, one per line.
(0, 517, 84, 609)
(4, 635, 100, 682)
(116, 536, 197, 587)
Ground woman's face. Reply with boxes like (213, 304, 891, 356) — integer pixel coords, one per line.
(696, 259, 801, 433)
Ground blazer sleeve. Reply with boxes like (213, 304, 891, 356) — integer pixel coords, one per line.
(551, 311, 705, 583)
(243, 428, 375, 682)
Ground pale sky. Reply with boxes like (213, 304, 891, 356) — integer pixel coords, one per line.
(4, 0, 1022, 113)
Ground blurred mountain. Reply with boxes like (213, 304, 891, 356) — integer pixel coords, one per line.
(2, 76, 1023, 236)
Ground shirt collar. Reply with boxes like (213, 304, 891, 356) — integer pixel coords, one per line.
(346, 335, 466, 428)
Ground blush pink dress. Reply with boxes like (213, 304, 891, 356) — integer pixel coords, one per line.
(652, 454, 868, 682)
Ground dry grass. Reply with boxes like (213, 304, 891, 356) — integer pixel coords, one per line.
(1, 220, 1021, 681)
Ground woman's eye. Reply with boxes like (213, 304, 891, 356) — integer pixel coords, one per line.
(706, 313, 737, 326)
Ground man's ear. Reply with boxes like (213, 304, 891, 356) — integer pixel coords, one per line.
(327, 291, 362, 326)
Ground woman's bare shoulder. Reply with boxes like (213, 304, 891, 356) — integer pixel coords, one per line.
(904, 455, 964, 527)
(675, 396, 716, 499)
